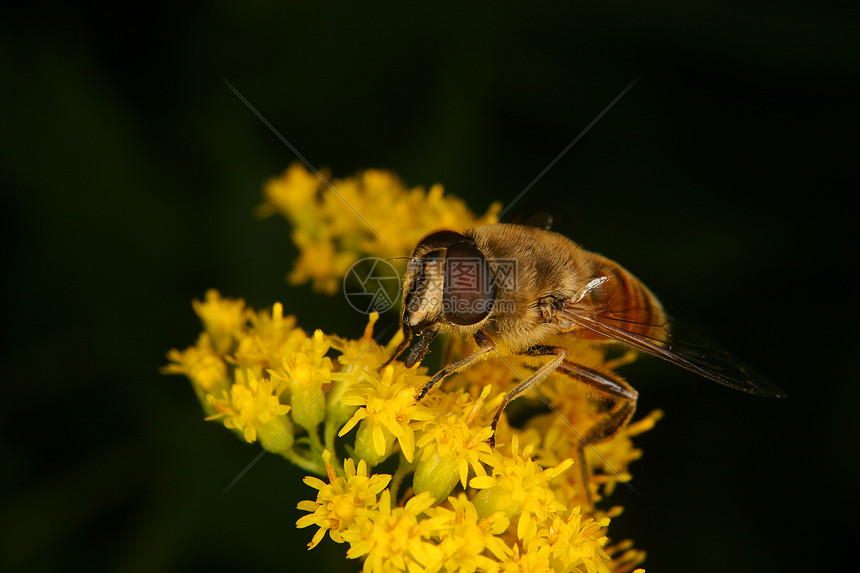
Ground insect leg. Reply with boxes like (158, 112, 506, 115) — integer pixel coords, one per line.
(415, 345, 496, 402)
(556, 360, 638, 444)
(555, 360, 638, 507)
(379, 331, 411, 371)
(404, 327, 440, 368)
(489, 346, 569, 447)
(486, 348, 638, 506)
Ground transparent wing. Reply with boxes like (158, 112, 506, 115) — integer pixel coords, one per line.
(560, 302, 786, 399)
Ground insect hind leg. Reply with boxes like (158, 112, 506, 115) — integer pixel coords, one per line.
(556, 360, 638, 442)
(487, 346, 638, 445)
(555, 360, 638, 507)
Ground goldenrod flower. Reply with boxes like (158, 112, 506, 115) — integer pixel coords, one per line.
(289, 228, 358, 294)
(260, 162, 501, 293)
(338, 365, 435, 466)
(605, 539, 647, 573)
(233, 301, 305, 373)
(165, 165, 660, 573)
(192, 289, 247, 354)
(328, 312, 396, 388)
(501, 541, 553, 573)
(296, 450, 392, 549)
(413, 386, 496, 501)
(259, 162, 326, 230)
(325, 312, 393, 432)
(162, 332, 227, 395)
(588, 410, 663, 499)
(272, 329, 333, 433)
(342, 489, 443, 573)
(535, 507, 611, 573)
(205, 369, 292, 453)
(424, 493, 512, 572)
(470, 435, 573, 546)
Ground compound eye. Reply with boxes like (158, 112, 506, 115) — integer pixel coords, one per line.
(443, 242, 495, 325)
(412, 230, 473, 256)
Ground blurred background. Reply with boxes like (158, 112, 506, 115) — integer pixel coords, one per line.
(2, 2, 857, 572)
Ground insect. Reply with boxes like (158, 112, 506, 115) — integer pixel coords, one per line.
(385, 222, 785, 451)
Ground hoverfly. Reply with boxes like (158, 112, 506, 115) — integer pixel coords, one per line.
(384, 222, 784, 450)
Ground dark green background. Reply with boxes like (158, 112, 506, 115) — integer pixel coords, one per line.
(2, 3, 857, 572)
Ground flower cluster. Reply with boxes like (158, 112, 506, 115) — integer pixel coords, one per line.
(164, 166, 657, 572)
(258, 163, 501, 293)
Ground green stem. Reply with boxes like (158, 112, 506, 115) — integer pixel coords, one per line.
(306, 424, 324, 454)
(388, 453, 415, 507)
(283, 449, 325, 476)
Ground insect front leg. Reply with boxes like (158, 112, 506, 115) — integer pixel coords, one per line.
(416, 344, 496, 401)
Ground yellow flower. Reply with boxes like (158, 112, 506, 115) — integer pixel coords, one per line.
(588, 410, 663, 499)
(522, 369, 662, 506)
(288, 228, 357, 295)
(341, 489, 443, 573)
(259, 162, 327, 229)
(162, 332, 227, 395)
(328, 312, 393, 386)
(413, 386, 496, 501)
(470, 435, 573, 546)
(232, 301, 305, 373)
(424, 493, 512, 572)
(272, 329, 333, 433)
(192, 289, 247, 354)
(296, 450, 392, 549)
(326, 312, 392, 429)
(501, 542, 554, 573)
(605, 539, 647, 573)
(339, 365, 435, 466)
(535, 506, 611, 573)
(205, 370, 292, 453)
(260, 163, 501, 293)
